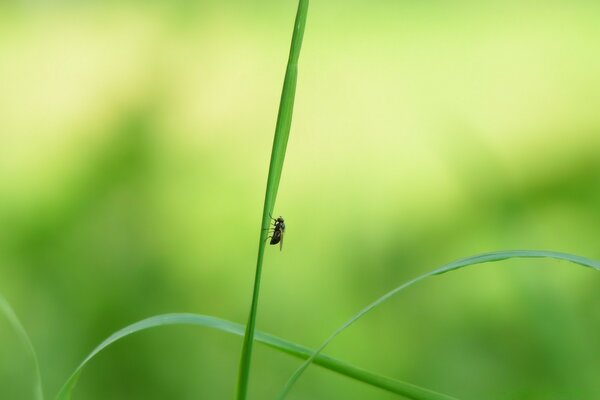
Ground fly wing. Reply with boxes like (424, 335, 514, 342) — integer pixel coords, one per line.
(279, 230, 284, 251)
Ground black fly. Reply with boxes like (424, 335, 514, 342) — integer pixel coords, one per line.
(268, 215, 286, 251)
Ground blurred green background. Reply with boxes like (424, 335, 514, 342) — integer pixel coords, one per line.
(1, 1, 600, 399)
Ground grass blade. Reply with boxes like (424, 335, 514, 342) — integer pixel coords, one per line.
(0, 294, 44, 400)
(278, 250, 600, 399)
(55, 313, 452, 400)
(236, 1, 309, 399)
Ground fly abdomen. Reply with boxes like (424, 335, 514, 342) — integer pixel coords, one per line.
(269, 216, 285, 250)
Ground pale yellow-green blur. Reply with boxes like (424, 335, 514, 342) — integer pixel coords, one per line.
(1, 1, 600, 399)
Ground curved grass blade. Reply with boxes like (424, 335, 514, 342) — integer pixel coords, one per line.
(237, 1, 309, 400)
(55, 313, 454, 400)
(0, 294, 44, 400)
(278, 250, 600, 399)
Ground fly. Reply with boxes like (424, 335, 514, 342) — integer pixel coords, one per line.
(268, 215, 286, 251)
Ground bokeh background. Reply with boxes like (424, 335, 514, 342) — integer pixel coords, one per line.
(1, 1, 600, 399)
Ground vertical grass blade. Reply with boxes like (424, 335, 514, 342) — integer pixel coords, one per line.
(0, 294, 44, 400)
(236, 1, 309, 400)
(278, 250, 600, 399)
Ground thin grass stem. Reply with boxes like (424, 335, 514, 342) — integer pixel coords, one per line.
(0, 294, 44, 400)
(236, 2, 309, 400)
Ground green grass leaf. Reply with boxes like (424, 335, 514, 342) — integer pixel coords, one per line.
(236, 1, 309, 400)
(55, 313, 453, 400)
(278, 250, 600, 399)
(0, 294, 44, 400)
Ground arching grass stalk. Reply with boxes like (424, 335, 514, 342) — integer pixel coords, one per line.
(55, 313, 455, 399)
(236, 1, 309, 400)
(278, 250, 600, 399)
(0, 294, 44, 400)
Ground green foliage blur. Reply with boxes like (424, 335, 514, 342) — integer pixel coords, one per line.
(1, 1, 600, 399)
